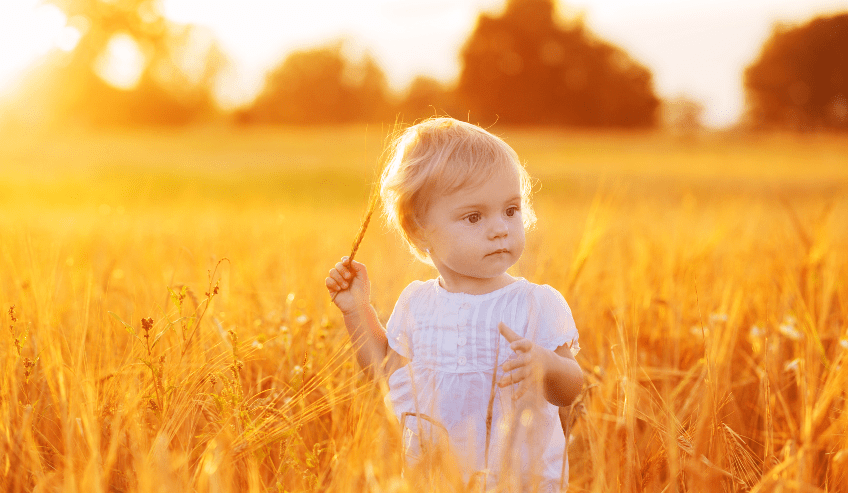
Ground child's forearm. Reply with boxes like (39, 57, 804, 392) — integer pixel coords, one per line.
(342, 303, 389, 378)
(541, 349, 583, 407)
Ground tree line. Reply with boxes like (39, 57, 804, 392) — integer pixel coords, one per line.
(745, 12, 848, 131)
(238, 0, 659, 127)
(9, 0, 848, 130)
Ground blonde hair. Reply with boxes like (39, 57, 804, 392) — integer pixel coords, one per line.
(380, 117, 536, 263)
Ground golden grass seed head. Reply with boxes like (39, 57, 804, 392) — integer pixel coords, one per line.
(23, 356, 35, 383)
(205, 280, 220, 297)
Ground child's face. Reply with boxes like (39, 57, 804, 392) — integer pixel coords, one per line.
(420, 167, 526, 291)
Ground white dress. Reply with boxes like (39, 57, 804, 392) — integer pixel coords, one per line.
(384, 278, 580, 491)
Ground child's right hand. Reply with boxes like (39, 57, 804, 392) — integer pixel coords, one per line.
(325, 257, 371, 315)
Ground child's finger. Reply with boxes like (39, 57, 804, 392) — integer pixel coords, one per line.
(498, 322, 521, 343)
(325, 276, 341, 292)
(345, 259, 368, 277)
(497, 372, 511, 387)
(502, 352, 529, 371)
(498, 366, 529, 387)
(329, 268, 348, 288)
(510, 339, 533, 353)
(513, 383, 530, 401)
(338, 258, 369, 279)
(334, 261, 352, 280)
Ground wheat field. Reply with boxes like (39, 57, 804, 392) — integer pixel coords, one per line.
(1, 126, 846, 492)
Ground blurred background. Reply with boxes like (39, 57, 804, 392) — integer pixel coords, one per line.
(0, 0, 846, 131)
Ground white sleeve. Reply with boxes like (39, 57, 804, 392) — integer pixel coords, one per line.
(529, 284, 580, 356)
(384, 281, 423, 359)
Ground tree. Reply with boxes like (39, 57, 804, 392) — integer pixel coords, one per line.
(236, 44, 391, 125)
(10, 0, 225, 126)
(661, 95, 704, 134)
(396, 76, 458, 123)
(745, 13, 848, 131)
(457, 0, 659, 127)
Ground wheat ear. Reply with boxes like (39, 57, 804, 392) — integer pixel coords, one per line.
(331, 189, 380, 302)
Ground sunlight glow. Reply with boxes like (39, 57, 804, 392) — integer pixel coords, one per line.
(57, 15, 90, 53)
(94, 34, 147, 91)
(0, 2, 68, 94)
(56, 26, 82, 52)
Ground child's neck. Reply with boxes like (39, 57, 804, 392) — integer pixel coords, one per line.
(437, 272, 516, 295)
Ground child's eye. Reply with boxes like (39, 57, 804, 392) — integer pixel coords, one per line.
(465, 213, 481, 224)
(505, 206, 519, 217)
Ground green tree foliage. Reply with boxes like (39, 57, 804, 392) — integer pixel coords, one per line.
(15, 0, 224, 126)
(457, 0, 659, 127)
(745, 13, 848, 131)
(236, 44, 391, 125)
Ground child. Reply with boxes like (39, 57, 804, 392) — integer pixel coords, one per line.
(325, 118, 583, 491)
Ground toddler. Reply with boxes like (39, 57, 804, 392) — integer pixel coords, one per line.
(325, 118, 583, 491)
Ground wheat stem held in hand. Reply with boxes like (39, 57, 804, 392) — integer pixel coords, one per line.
(331, 189, 380, 302)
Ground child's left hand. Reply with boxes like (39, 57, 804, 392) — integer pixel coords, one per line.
(498, 322, 545, 401)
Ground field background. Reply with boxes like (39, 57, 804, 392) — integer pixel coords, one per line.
(1, 127, 846, 492)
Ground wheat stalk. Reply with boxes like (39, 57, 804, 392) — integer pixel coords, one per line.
(481, 338, 501, 490)
(347, 188, 379, 266)
(331, 188, 380, 302)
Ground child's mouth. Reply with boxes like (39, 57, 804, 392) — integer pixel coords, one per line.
(486, 249, 509, 256)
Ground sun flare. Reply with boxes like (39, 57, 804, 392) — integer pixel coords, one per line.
(0, 1, 81, 95)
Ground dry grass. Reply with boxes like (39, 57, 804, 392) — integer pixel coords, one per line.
(0, 126, 846, 492)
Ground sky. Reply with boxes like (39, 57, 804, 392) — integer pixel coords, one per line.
(1, 0, 846, 128)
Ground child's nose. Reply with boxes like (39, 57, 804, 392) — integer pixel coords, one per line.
(489, 217, 509, 238)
